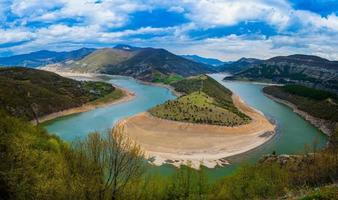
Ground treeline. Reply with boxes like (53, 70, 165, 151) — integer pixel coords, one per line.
(264, 85, 338, 122)
(282, 85, 337, 101)
(1, 110, 337, 200)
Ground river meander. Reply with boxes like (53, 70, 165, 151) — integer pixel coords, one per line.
(44, 73, 328, 179)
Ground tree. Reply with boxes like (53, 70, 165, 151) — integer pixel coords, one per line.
(69, 124, 145, 200)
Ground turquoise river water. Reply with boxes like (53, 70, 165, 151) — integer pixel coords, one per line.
(44, 74, 328, 180)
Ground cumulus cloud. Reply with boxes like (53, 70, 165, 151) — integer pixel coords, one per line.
(0, 0, 338, 60)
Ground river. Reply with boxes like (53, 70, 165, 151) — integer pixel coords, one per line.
(44, 73, 328, 179)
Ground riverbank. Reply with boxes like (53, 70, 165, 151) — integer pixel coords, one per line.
(32, 70, 135, 124)
(121, 95, 276, 169)
(264, 93, 335, 136)
(33, 87, 135, 125)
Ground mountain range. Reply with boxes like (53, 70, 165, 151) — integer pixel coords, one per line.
(225, 54, 338, 93)
(181, 55, 224, 67)
(44, 44, 216, 82)
(220, 57, 263, 73)
(0, 48, 95, 67)
(1, 45, 337, 92)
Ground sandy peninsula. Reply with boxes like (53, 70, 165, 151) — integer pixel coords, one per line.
(120, 95, 276, 169)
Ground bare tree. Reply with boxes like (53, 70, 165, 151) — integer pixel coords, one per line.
(70, 123, 145, 200)
(105, 124, 145, 200)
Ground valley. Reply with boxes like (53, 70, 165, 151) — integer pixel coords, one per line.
(42, 73, 328, 174)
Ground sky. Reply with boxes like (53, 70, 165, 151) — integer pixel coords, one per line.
(0, 0, 338, 61)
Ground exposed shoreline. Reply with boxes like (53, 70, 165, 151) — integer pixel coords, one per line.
(121, 95, 276, 169)
(264, 93, 335, 136)
(32, 71, 135, 125)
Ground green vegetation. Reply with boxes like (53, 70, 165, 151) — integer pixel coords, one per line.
(152, 71, 184, 84)
(264, 85, 338, 122)
(282, 84, 337, 101)
(149, 75, 250, 126)
(90, 87, 124, 105)
(0, 110, 145, 200)
(0, 67, 121, 121)
(300, 185, 338, 200)
(1, 109, 337, 200)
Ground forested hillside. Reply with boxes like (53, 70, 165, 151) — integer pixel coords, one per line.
(0, 67, 120, 121)
(264, 85, 337, 122)
(225, 54, 338, 92)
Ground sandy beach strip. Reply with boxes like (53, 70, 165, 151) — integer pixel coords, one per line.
(121, 95, 276, 169)
(32, 87, 135, 125)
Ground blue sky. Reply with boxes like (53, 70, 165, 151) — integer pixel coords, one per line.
(0, 0, 337, 61)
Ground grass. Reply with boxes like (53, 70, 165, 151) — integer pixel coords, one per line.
(152, 71, 184, 84)
(149, 75, 251, 126)
(149, 91, 247, 126)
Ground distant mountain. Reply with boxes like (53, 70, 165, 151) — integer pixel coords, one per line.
(181, 55, 224, 67)
(0, 48, 95, 68)
(225, 54, 338, 93)
(220, 57, 263, 73)
(48, 45, 216, 82)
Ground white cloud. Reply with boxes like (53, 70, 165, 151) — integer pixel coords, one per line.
(0, 28, 35, 44)
(10, 0, 148, 28)
(1, 0, 338, 61)
(168, 6, 185, 13)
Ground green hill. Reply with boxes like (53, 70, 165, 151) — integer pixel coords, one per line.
(67, 48, 135, 73)
(0, 67, 122, 121)
(149, 75, 250, 126)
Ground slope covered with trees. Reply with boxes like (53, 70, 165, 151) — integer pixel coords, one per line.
(0, 67, 122, 121)
(225, 54, 338, 93)
(149, 75, 250, 126)
(264, 85, 338, 134)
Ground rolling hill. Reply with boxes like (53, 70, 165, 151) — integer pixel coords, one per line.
(46, 45, 216, 82)
(225, 54, 338, 93)
(0, 67, 121, 121)
(220, 57, 262, 73)
(65, 48, 136, 73)
(0, 48, 95, 67)
(181, 55, 224, 67)
(149, 75, 250, 126)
